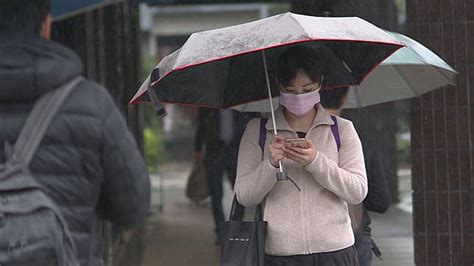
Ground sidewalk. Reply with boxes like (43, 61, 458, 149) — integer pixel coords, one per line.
(141, 162, 221, 266)
(140, 162, 414, 266)
(371, 168, 414, 265)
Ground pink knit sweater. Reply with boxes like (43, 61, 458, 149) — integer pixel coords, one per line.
(235, 104, 367, 256)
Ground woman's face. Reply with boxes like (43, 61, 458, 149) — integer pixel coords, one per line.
(280, 69, 321, 95)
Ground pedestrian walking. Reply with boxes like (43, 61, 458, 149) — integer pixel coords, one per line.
(194, 108, 258, 244)
(0, 1, 151, 265)
(320, 86, 392, 265)
(234, 46, 367, 265)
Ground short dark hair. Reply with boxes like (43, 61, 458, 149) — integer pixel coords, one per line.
(277, 45, 323, 87)
(320, 87, 349, 109)
(0, 0, 51, 33)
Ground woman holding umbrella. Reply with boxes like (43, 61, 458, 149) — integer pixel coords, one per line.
(234, 46, 367, 265)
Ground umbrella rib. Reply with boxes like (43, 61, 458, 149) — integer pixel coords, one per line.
(288, 14, 359, 84)
(288, 14, 311, 39)
(401, 41, 457, 84)
(354, 85, 363, 108)
(393, 65, 419, 97)
(174, 38, 189, 69)
(436, 67, 456, 85)
(425, 62, 456, 86)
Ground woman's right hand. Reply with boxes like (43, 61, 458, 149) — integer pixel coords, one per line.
(268, 135, 285, 168)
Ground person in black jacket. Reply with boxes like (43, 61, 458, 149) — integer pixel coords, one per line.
(0, 1, 151, 265)
(194, 108, 258, 244)
(320, 87, 392, 265)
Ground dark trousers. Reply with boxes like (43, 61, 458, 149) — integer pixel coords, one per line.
(354, 234, 372, 266)
(265, 246, 359, 266)
(205, 141, 242, 236)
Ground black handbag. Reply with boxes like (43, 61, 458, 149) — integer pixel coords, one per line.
(220, 198, 267, 266)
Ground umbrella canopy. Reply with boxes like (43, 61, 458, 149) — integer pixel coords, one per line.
(51, 0, 123, 21)
(343, 31, 457, 108)
(232, 30, 457, 112)
(130, 12, 403, 108)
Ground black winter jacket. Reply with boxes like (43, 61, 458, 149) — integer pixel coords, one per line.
(0, 32, 151, 266)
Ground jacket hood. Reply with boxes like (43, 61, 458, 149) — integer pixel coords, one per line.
(0, 31, 83, 101)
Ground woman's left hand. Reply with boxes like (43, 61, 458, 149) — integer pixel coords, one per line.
(285, 139, 317, 166)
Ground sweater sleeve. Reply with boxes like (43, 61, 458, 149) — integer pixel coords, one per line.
(305, 120, 368, 204)
(234, 119, 279, 207)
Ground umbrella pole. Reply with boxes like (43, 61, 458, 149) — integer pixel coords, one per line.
(262, 50, 287, 181)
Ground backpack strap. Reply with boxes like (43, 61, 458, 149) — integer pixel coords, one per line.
(255, 118, 268, 218)
(12, 77, 84, 166)
(258, 118, 268, 153)
(330, 115, 341, 151)
(229, 117, 268, 221)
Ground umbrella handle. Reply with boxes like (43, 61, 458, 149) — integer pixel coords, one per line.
(276, 164, 287, 181)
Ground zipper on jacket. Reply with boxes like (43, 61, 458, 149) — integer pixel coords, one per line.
(301, 165, 311, 255)
(289, 130, 311, 254)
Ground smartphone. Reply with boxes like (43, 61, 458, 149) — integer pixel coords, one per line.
(285, 138, 307, 149)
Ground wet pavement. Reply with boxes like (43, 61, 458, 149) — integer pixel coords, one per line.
(140, 162, 414, 266)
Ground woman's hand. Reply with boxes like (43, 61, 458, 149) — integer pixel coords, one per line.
(268, 135, 286, 168)
(285, 139, 317, 166)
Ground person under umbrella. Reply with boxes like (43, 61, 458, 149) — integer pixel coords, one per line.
(320, 87, 392, 265)
(234, 46, 367, 265)
(194, 108, 259, 245)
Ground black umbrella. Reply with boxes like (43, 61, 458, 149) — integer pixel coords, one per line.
(131, 12, 403, 180)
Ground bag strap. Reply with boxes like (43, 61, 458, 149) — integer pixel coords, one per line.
(229, 117, 268, 222)
(253, 118, 268, 220)
(330, 115, 341, 151)
(258, 118, 268, 152)
(229, 196, 263, 222)
(12, 77, 84, 166)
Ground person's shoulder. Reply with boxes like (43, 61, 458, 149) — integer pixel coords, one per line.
(245, 117, 265, 133)
(247, 117, 261, 128)
(332, 116, 362, 144)
(63, 77, 116, 117)
(72, 78, 116, 105)
(332, 115, 354, 130)
(75, 78, 108, 95)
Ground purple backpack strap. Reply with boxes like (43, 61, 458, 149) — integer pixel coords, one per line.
(258, 118, 268, 152)
(330, 115, 341, 151)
